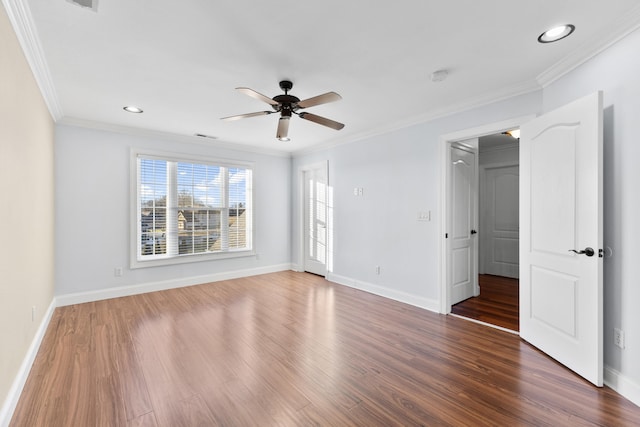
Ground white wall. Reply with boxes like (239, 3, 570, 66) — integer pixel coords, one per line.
(292, 91, 541, 310)
(55, 125, 292, 297)
(0, 3, 55, 422)
(542, 28, 640, 396)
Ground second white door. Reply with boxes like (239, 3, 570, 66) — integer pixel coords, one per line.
(481, 164, 519, 278)
(303, 164, 328, 276)
(449, 141, 478, 305)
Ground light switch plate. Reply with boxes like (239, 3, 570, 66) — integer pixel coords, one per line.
(417, 211, 431, 221)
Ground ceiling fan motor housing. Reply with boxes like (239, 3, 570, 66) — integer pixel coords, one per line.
(272, 94, 300, 114)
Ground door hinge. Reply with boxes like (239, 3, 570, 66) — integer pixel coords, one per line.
(599, 248, 604, 258)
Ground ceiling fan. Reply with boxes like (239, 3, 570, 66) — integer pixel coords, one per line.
(221, 80, 344, 141)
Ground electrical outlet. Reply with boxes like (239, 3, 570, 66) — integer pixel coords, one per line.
(375, 266, 380, 275)
(614, 328, 625, 349)
(114, 267, 123, 277)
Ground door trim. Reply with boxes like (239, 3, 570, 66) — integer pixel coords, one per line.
(439, 115, 535, 314)
(296, 160, 330, 274)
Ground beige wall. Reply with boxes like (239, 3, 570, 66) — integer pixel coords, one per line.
(0, 2, 55, 411)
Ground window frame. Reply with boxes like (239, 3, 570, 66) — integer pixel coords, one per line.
(130, 149, 255, 269)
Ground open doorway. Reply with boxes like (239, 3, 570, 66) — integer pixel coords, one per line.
(441, 94, 603, 385)
(450, 131, 520, 331)
(440, 117, 529, 332)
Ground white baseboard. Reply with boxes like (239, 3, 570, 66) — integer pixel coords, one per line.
(605, 365, 640, 408)
(0, 300, 56, 427)
(56, 263, 293, 306)
(327, 273, 440, 313)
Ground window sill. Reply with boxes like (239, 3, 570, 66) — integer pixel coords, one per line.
(130, 249, 256, 269)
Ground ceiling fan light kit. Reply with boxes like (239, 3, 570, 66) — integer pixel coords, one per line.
(222, 80, 344, 141)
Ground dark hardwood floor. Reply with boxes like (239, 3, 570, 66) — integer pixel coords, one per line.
(451, 274, 519, 331)
(11, 271, 640, 426)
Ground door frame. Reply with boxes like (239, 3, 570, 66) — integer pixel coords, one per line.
(296, 160, 330, 274)
(439, 115, 534, 314)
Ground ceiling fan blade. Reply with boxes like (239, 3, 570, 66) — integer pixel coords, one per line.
(236, 87, 279, 106)
(276, 117, 290, 140)
(298, 112, 345, 130)
(297, 92, 342, 109)
(220, 111, 273, 121)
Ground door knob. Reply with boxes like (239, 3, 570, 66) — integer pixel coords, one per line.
(569, 247, 595, 257)
(470, 229, 477, 235)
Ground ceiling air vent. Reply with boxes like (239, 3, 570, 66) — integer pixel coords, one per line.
(66, 0, 99, 12)
(194, 133, 218, 140)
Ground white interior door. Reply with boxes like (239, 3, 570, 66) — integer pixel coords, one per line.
(449, 141, 478, 305)
(482, 164, 519, 278)
(520, 91, 603, 386)
(303, 165, 328, 276)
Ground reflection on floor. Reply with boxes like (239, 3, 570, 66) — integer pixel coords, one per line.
(451, 274, 519, 332)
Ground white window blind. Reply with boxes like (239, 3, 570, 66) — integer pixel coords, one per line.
(136, 154, 253, 265)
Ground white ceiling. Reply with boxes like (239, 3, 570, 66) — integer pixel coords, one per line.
(15, 0, 640, 153)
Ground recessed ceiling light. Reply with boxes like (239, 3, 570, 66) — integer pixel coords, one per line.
(278, 137, 291, 142)
(123, 105, 143, 113)
(538, 24, 575, 43)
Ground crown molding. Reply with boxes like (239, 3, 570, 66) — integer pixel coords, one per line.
(293, 8, 640, 157)
(59, 117, 292, 158)
(3, 0, 63, 120)
(537, 4, 640, 87)
(292, 79, 541, 157)
(8, 0, 638, 156)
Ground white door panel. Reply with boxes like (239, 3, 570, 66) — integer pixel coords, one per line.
(530, 127, 577, 254)
(482, 165, 519, 278)
(520, 91, 603, 386)
(530, 267, 577, 336)
(449, 142, 478, 305)
(303, 164, 328, 276)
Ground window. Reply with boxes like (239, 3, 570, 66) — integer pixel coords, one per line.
(133, 152, 253, 267)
